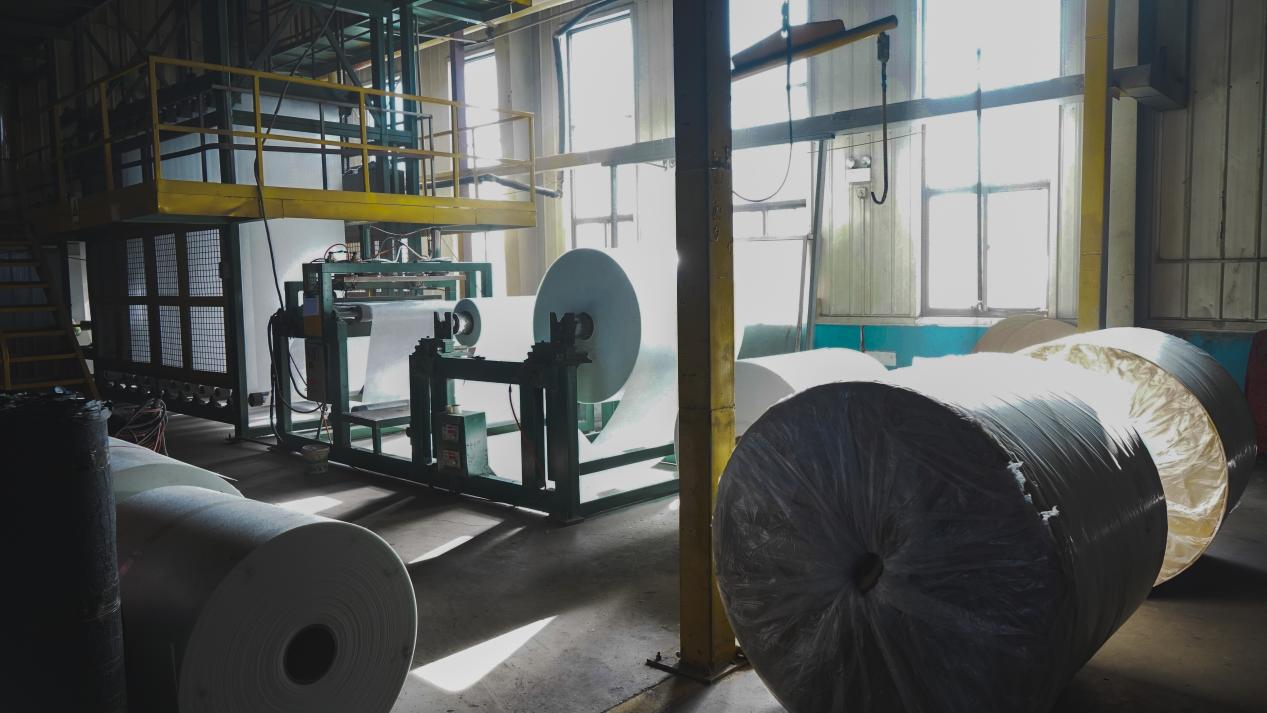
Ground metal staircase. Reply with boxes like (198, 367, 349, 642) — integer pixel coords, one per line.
(0, 228, 96, 396)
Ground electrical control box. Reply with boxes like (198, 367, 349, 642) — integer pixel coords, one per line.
(435, 410, 490, 478)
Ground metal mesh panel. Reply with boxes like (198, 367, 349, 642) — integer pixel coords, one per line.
(128, 304, 150, 363)
(186, 229, 223, 297)
(159, 305, 183, 368)
(126, 238, 147, 297)
(190, 306, 227, 373)
(154, 234, 179, 297)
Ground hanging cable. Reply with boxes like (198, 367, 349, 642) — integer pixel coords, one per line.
(870, 31, 891, 205)
(734, 1, 796, 204)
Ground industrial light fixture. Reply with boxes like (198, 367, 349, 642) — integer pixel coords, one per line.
(731, 14, 897, 205)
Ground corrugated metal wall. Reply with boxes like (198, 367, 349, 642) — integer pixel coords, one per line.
(1144, 0, 1267, 329)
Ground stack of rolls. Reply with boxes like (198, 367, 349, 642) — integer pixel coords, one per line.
(714, 354, 1167, 713)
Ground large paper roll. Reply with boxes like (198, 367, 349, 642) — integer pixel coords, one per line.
(533, 248, 676, 404)
(117, 486, 417, 713)
(734, 348, 887, 436)
(109, 437, 242, 501)
(715, 354, 1165, 713)
(359, 300, 455, 404)
(453, 296, 536, 359)
(974, 314, 1075, 353)
(1024, 327, 1257, 582)
(534, 248, 678, 457)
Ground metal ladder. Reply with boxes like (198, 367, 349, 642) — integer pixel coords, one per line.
(0, 230, 97, 396)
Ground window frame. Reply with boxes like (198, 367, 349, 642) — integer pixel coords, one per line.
(563, 8, 638, 249)
(916, 0, 1061, 318)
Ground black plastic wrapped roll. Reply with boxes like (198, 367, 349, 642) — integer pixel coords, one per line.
(0, 393, 127, 712)
(714, 355, 1166, 713)
(1029, 327, 1256, 514)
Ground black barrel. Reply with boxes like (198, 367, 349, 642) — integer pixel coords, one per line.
(0, 393, 127, 712)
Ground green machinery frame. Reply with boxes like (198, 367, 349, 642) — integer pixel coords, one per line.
(269, 258, 491, 439)
(272, 261, 677, 522)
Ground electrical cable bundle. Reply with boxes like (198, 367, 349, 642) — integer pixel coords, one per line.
(114, 397, 170, 454)
(714, 354, 1166, 713)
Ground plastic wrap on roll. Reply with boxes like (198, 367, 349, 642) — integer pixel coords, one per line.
(453, 296, 536, 358)
(1033, 328, 1255, 515)
(109, 437, 242, 501)
(734, 348, 887, 436)
(1023, 329, 1236, 583)
(714, 354, 1166, 713)
(1, 393, 127, 712)
(360, 300, 455, 404)
(117, 486, 417, 713)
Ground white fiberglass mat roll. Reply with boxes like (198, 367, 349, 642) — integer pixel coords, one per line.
(974, 314, 1075, 353)
(109, 437, 241, 501)
(453, 296, 536, 359)
(534, 248, 678, 457)
(715, 354, 1165, 713)
(1024, 327, 1256, 582)
(116, 486, 416, 713)
(734, 348, 887, 436)
(359, 300, 454, 405)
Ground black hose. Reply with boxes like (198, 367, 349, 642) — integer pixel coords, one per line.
(870, 32, 891, 205)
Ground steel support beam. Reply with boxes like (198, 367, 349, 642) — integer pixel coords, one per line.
(670, 0, 738, 679)
(1078, 0, 1115, 330)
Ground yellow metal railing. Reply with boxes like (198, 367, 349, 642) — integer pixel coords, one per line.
(19, 55, 536, 212)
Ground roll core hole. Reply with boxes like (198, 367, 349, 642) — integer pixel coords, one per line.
(284, 624, 338, 685)
(855, 552, 884, 593)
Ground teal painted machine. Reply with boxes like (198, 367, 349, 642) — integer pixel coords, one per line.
(271, 261, 676, 522)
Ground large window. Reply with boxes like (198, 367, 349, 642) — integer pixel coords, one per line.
(464, 49, 507, 293)
(920, 0, 1061, 315)
(565, 11, 636, 248)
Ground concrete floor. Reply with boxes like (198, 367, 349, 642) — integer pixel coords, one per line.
(167, 415, 1267, 713)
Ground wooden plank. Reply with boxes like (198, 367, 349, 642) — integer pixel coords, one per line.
(1186, 262, 1222, 318)
(1222, 0, 1267, 320)
(1155, 107, 1190, 259)
(893, 131, 917, 316)
(1185, 0, 1231, 262)
(870, 128, 895, 315)
(1151, 262, 1185, 318)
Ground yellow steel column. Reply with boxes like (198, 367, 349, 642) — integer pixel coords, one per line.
(1078, 0, 1115, 330)
(670, 0, 738, 678)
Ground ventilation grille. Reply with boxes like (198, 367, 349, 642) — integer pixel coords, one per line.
(128, 304, 150, 363)
(190, 306, 227, 373)
(187, 229, 223, 297)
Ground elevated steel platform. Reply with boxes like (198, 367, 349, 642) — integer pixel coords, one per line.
(19, 57, 538, 236)
(26, 179, 537, 235)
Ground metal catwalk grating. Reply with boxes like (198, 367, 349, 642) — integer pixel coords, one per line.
(190, 305, 226, 373)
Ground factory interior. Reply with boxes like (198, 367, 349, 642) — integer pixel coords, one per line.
(3, 0, 1267, 711)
